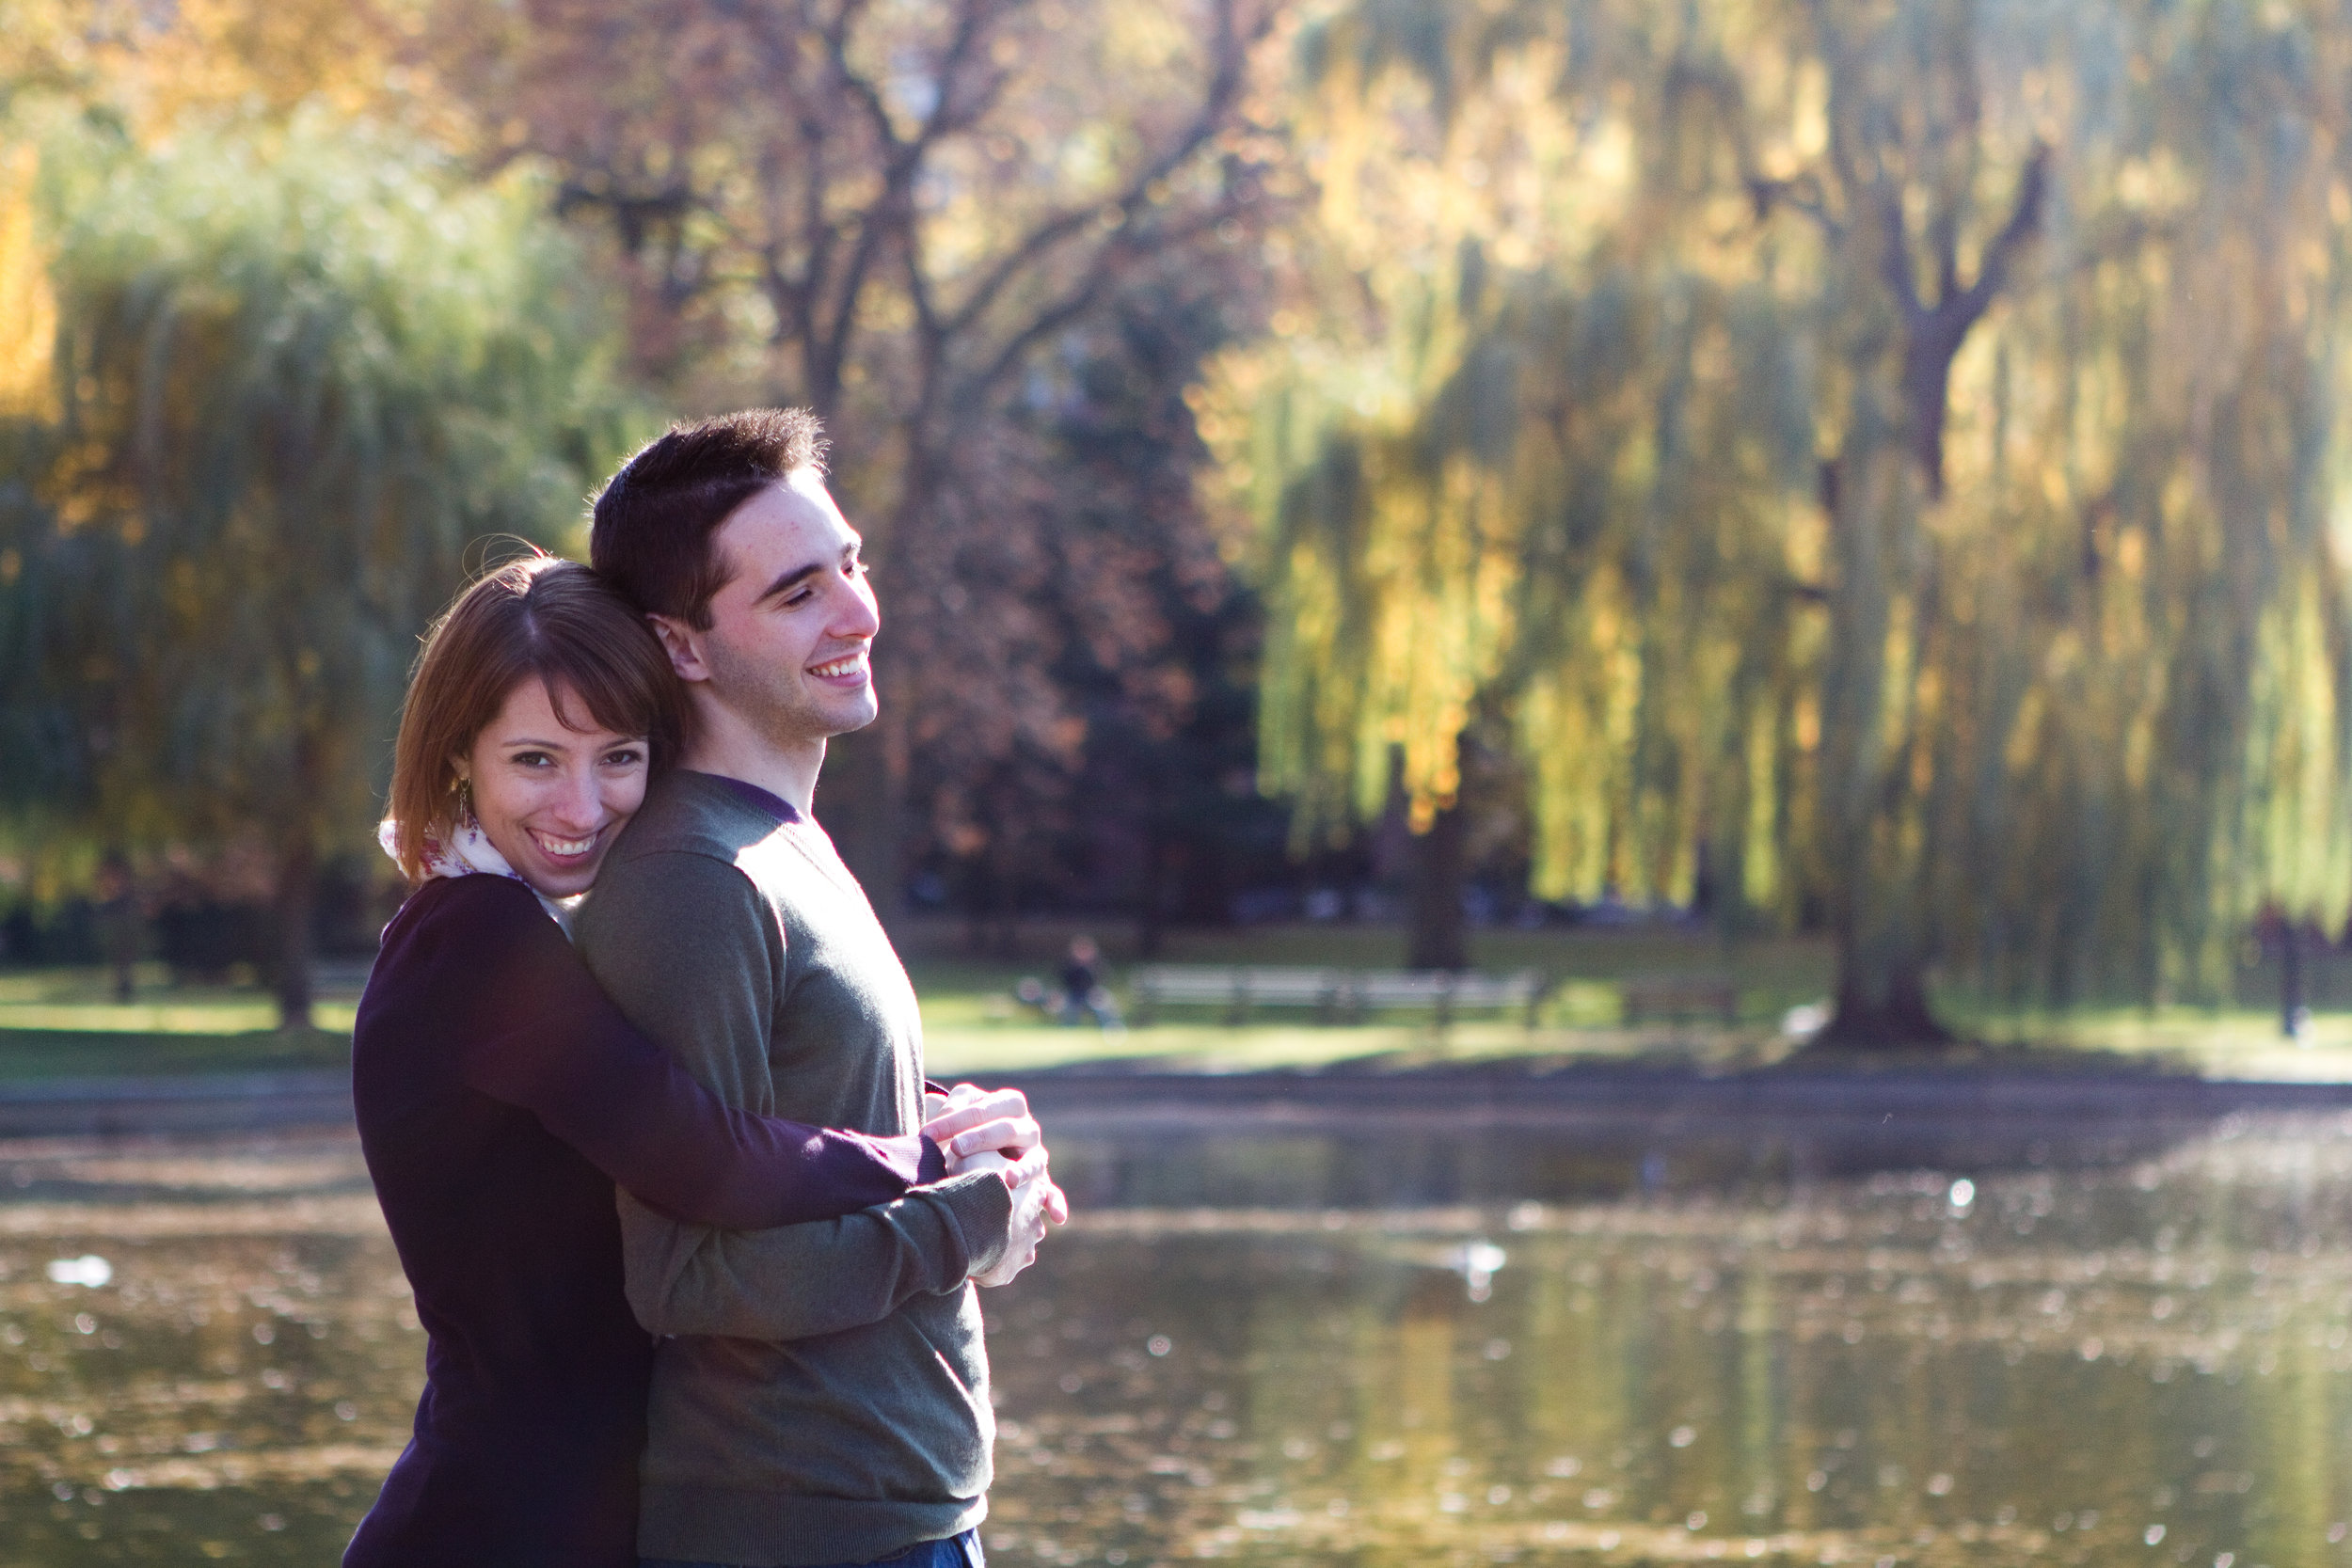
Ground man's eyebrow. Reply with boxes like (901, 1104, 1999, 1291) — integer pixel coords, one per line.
(754, 544, 861, 605)
(754, 561, 825, 603)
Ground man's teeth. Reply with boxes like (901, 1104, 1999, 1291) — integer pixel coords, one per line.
(533, 832, 596, 856)
(812, 656, 865, 677)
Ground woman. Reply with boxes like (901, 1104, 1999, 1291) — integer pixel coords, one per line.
(343, 556, 1019, 1566)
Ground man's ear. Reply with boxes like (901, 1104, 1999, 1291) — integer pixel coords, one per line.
(648, 614, 711, 684)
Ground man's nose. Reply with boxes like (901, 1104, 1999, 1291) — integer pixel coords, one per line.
(833, 573, 881, 640)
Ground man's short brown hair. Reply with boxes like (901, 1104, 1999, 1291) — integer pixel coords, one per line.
(589, 408, 829, 629)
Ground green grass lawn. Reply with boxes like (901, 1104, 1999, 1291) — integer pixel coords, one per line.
(0, 924, 2344, 1082)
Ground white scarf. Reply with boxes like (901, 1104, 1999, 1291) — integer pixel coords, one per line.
(377, 816, 581, 933)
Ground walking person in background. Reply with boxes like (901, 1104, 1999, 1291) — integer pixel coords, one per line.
(345, 555, 1030, 1568)
(580, 409, 1064, 1568)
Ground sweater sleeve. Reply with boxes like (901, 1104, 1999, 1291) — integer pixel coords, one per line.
(424, 876, 938, 1228)
(575, 849, 1014, 1341)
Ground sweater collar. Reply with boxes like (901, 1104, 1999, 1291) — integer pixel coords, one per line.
(691, 771, 804, 826)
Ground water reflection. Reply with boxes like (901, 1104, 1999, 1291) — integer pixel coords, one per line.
(0, 1115, 2348, 1564)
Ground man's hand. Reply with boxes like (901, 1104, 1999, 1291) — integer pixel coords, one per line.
(957, 1150, 1055, 1288)
(923, 1083, 1069, 1224)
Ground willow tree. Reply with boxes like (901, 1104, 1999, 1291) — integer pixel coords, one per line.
(1204, 1, 1821, 968)
(2, 116, 623, 1025)
(1220, 0, 2352, 1027)
(1910, 0, 2352, 1017)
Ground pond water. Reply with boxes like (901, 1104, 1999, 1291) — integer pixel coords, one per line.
(0, 1111, 2348, 1566)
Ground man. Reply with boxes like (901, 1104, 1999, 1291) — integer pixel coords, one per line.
(575, 408, 1059, 1568)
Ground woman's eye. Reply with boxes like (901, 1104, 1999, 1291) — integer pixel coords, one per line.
(604, 749, 644, 768)
(512, 752, 552, 768)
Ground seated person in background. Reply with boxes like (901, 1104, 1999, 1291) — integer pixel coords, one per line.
(1057, 934, 1124, 1031)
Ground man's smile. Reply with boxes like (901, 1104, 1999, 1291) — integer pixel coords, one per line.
(810, 652, 868, 680)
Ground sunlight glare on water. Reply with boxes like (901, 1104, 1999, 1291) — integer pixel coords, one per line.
(0, 1115, 2349, 1564)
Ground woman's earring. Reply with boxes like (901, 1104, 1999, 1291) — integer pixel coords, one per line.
(455, 778, 477, 831)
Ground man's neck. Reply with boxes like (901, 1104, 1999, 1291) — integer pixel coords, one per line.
(679, 705, 826, 816)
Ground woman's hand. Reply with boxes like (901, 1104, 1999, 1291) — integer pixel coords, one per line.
(924, 1082, 1069, 1225)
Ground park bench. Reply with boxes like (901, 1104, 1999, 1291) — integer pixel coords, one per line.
(1617, 973, 1740, 1025)
(1129, 964, 1549, 1027)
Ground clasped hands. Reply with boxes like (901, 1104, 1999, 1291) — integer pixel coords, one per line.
(920, 1083, 1068, 1288)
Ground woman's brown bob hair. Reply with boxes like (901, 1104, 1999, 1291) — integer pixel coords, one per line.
(385, 554, 684, 883)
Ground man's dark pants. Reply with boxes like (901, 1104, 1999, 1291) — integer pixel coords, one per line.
(642, 1528, 984, 1568)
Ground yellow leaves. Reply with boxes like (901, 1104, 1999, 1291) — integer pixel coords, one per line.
(67, 0, 416, 139)
(1358, 457, 1507, 826)
(2244, 578, 2352, 925)
(2112, 152, 2192, 214)
(2004, 689, 2044, 776)
(0, 144, 56, 421)
(1741, 705, 1781, 908)
(2122, 711, 2154, 794)
(2115, 527, 2146, 580)
(1789, 59, 1829, 163)
(1878, 593, 1915, 750)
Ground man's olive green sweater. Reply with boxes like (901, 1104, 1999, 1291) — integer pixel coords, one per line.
(574, 770, 1013, 1567)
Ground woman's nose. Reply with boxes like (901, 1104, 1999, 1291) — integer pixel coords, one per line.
(548, 768, 603, 828)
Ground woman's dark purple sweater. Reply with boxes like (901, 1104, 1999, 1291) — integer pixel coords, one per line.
(343, 873, 944, 1568)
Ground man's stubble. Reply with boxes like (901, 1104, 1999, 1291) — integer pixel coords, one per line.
(700, 622, 879, 762)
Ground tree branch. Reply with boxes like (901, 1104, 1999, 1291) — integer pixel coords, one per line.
(1944, 140, 2050, 330)
(1874, 180, 1922, 320)
(937, 0, 1252, 344)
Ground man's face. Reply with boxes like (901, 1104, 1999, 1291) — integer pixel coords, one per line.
(690, 470, 881, 746)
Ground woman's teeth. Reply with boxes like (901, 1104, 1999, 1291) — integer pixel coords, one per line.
(532, 830, 596, 857)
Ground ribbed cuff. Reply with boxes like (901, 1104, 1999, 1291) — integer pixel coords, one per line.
(929, 1169, 1016, 1281)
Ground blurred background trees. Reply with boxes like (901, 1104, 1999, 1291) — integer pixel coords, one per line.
(1207, 0, 2352, 1037)
(412, 0, 1288, 913)
(4, 0, 2351, 1038)
(0, 109, 625, 1026)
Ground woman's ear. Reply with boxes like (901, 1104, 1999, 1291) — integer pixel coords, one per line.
(449, 757, 470, 784)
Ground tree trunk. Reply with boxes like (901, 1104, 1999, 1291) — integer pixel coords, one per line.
(1406, 795, 1470, 971)
(1813, 941, 1953, 1050)
(1799, 137, 2045, 1053)
(815, 720, 901, 927)
(2281, 922, 2307, 1039)
(273, 835, 316, 1033)
(1136, 829, 1168, 959)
